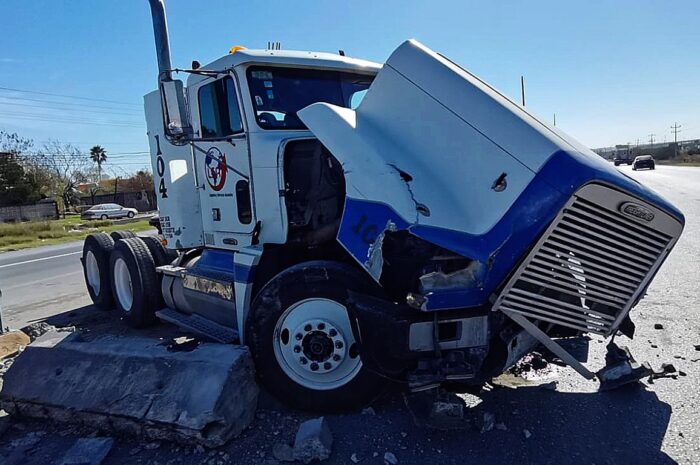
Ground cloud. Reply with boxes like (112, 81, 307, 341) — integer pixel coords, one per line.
(0, 58, 20, 63)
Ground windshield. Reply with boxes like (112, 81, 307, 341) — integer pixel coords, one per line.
(247, 66, 374, 130)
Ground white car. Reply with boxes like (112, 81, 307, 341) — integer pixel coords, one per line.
(81, 203, 138, 220)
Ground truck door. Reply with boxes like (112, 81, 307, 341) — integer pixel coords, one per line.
(192, 75, 255, 248)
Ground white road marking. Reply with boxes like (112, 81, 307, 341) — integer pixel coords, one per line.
(0, 251, 82, 269)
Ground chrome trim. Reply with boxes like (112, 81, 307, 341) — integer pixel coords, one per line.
(494, 183, 682, 338)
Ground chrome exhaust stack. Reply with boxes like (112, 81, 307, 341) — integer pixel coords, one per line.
(147, 0, 192, 139)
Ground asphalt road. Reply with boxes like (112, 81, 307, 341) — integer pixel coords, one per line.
(0, 228, 158, 329)
(0, 164, 699, 464)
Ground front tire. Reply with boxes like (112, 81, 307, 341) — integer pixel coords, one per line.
(109, 237, 159, 328)
(127, 211, 135, 218)
(247, 260, 387, 412)
(100, 214, 108, 220)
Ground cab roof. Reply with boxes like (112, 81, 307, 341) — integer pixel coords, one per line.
(187, 48, 382, 87)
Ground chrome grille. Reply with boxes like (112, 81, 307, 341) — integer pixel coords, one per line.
(494, 183, 682, 337)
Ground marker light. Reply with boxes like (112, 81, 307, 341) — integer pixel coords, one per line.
(229, 45, 247, 54)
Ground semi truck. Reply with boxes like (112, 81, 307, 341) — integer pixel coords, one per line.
(80, 0, 684, 412)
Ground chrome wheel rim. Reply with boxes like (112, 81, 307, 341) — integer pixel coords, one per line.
(273, 298, 362, 391)
(113, 257, 133, 311)
(85, 251, 100, 295)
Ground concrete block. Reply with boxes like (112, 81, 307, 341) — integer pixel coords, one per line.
(0, 330, 258, 446)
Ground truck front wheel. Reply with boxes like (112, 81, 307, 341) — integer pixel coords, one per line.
(247, 261, 387, 412)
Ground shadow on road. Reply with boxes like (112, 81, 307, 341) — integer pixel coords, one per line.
(22, 305, 675, 465)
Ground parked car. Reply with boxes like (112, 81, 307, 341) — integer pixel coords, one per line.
(81, 203, 138, 220)
(633, 155, 655, 171)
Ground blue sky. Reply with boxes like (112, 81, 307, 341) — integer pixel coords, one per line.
(1, 0, 698, 175)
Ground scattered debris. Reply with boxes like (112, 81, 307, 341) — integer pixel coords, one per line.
(597, 342, 652, 391)
(293, 417, 333, 464)
(651, 344, 658, 349)
(19, 322, 55, 341)
(679, 370, 687, 377)
(361, 407, 376, 416)
(694, 345, 700, 351)
(272, 443, 295, 462)
(60, 437, 114, 465)
(654, 323, 664, 330)
(495, 422, 508, 431)
(523, 429, 532, 439)
(539, 381, 557, 391)
(510, 352, 549, 376)
(350, 452, 360, 463)
(404, 390, 467, 430)
(648, 363, 678, 383)
(0, 331, 30, 360)
(144, 442, 160, 450)
(481, 412, 495, 433)
(0, 410, 10, 438)
(384, 451, 398, 465)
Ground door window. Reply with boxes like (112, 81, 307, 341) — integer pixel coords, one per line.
(198, 77, 244, 138)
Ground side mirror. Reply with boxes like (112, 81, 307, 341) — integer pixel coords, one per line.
(160, 79, 193, 140)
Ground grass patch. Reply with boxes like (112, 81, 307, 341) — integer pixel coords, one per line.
(0, 217, 155, 252)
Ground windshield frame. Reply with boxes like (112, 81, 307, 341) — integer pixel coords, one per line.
(245, 65, 375, 131)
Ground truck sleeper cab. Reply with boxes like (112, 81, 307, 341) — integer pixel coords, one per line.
(81, 1, 684, 413)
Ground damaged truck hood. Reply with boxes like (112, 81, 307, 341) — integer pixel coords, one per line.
(298, 39, 683, 310)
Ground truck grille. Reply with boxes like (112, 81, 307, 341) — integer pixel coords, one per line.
(494, 183, 682, 337)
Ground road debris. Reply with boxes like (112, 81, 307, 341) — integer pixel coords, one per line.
(597, 342, 653, 391)
(362, 407, 376, 416)
(480, 412, 495, 433)
(648, 363, 678, 382)
(495, 422, 508, 431)
(0, 331, 30, 360)
(384, 451, 398, 464)
(654, 323, 664, 330)
(0, 410, 10, 438)
(20, 322, 62, 342)
(272, 442, 295, 462)
(523, 429, 532, 439)
(404, 389, 467, 430)
(293, 417, 333, 464)
(60, 437, 114, 465)
(351, 452, 360, 463)
(0, 330, 258, 446)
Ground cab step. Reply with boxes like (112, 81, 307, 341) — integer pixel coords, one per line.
(156, 308, 239, 344)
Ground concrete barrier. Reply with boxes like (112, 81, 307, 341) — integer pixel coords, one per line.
(0, 331, 258, 446)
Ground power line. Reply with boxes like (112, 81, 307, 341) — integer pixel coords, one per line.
(0, 86, 141, 107)
(648, 133, 655, 145)
(0, 101, 144, 118)
(0, 95, 142, 113)
(0, 112, 144, 128)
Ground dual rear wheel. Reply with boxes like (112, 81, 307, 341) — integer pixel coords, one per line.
(82, 232, 172, 327)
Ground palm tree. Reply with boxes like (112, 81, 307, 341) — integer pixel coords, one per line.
(89, 145, 107, 183)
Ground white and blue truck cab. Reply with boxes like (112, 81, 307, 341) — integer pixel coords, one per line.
(81, 0, 684, 411)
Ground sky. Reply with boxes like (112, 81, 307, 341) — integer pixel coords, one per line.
(1, 0, 698, 176)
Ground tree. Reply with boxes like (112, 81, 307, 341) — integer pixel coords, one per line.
(0, 152, 42, 207)
(89, 145, 107, 182)
(29, 141, 91, 214)
(0, 131, 43, 207)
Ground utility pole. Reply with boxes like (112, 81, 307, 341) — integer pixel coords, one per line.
(648, 133, 655, 146)
(670, 122, 682, 143)
(520, 76, 525, 106)
(553, 113, 556, 126)
(670, 122, 681, 158)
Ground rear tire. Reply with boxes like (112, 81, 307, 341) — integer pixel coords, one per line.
(82, 233, 115, 309)
(100, 214, 108, 220)
(140, 235, 176, 267)
(109, 237, 159, 328)
(110, 230, 136, 241)
(247, 260, 387, 412)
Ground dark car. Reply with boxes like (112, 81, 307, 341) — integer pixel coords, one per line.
(633, 155, 655, 171)
(149, 213, 162, 234)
